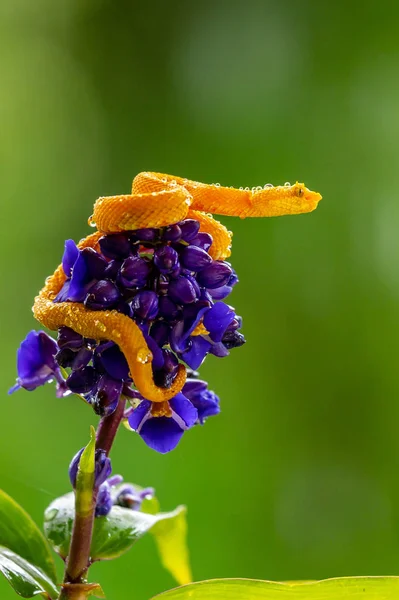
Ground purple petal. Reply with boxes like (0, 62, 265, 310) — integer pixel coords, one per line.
(182, 301, 211, 339)
(68, 252, 93, 302)
(96, 482, 113, 516)
(170, 321, 191, 354)
(203, 302, 235, 343)
(182, 379, 220, 424)
(10, 331, 61, 393)
(128, 400, 152, 430)
(181, 336, 212, 370)
(139, 417, 185, 453)
(62, 240, 79, 277)
(81, 248, 107, 280)
(208, 285, 233, 300)
(67, 366, 98, 395)
(209, 342, 230, 357)
(170, 393, 198, 428)
(71, 347, 93, 370)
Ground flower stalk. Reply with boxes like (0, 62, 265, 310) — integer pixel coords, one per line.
(59, 399, 125, 598)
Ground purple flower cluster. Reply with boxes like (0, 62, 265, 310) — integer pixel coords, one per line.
(69, 449, 153, 517)
(10, 219, 245, 452)
(55, 219, 244, 375)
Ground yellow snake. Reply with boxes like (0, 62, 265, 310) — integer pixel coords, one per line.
(33, 172, 322, 403)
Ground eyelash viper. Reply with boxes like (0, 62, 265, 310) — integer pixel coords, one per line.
(33, 172, 322, 403)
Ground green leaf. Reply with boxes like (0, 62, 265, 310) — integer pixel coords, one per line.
(44, 489, 188, 570)
(151, 576, 399, 599)
(0, 546, 58, 599)
(0, 489, 57, 582)
(150, 506, 191, 586)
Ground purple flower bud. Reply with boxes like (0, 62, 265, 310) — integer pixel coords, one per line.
(69, 448, 111, 489)
(57, 327, 84, 350)
(131, 290, 159, 320)
(169, 264, 181, 279)
(179, 219, 200, 242)
(92, 374, 123, 417)
(163, 224, 182, 242)
(154, 246, 179, 274)
(95, 482, 113, 517)
(81, 248, 107, 280)
(153, 274, 169, 295)
(133, 228, 160, 243)
(55, 348, 76, 368)
(158, 296, 180, 321)
(222, 330, 246, 349)
(190, 233, 213, 252)
(196, 261, 233, 289)
(168, 276, 198, 304)
(116, 485, 154, 510)
(180, 245, 213, 271)
(116, 301, 133, 317)
(150, 321, 171, 347)
(71, 347, 93, 370)
(153, 349, 179, 388)
(95, 342, 130, 380)
(118, 256, 151, 289)
(99, 233, 132, 259)
(67, 366, 98, 394)
(104, 259, 122, 281)
(84, 280, 121, 310)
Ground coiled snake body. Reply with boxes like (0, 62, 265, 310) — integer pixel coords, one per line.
(33, 172, 322, 403)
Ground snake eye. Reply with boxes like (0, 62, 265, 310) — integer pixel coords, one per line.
(297, 186, 304, 197)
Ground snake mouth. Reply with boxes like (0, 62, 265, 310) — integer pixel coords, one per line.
(305, 189, 322, 211)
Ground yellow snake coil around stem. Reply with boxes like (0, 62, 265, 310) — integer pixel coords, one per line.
(33, 172, 321, 402)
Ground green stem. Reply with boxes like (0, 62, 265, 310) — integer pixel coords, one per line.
(60, 398, 126, 595)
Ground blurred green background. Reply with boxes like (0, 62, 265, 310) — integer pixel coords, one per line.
(1, 0, 399, 598)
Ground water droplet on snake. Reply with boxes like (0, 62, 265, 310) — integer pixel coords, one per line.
(137, 347, 152, 364)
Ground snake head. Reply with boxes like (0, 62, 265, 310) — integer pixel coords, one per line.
(291, 182, 322, 213)
(250, 181, 322, 217)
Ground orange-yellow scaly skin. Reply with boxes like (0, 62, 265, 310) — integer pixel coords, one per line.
(33, 172, 321, 403)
